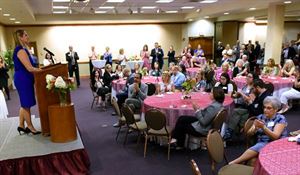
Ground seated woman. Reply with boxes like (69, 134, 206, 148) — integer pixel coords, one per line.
(43, 53, 55, 66)
(262, 58, 279, 76)
(181, 46, 192, 66)
(91, 69, 105, 108)
(214, 72, 234, 96)
(132, 62, 141, 74)
(230, 96, 288, 164)
(150, 61, 162, 77)
(191, 44, 205, 68)
(115, 64, 123, 78)
(156, 71, 174, 94)
(280, 59, 295, 77)
(278, 69, 300, 114)
(232, 59, 247, 77)
(179, 64, 187, 77)
(171, 87, 225, 149)
(216, 62, 232, 81)
(99, 64, 114, 110)
(193, 69, 206, 92)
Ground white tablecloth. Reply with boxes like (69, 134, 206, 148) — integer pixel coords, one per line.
(92, 60, 107, 68)
(126, 61, 144, 70)
(0, 91, 8, 119)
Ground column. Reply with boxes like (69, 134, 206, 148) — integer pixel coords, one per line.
(264, 4, 285, 65)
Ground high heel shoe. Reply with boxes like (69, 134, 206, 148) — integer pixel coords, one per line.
(25, 127, 41, 135)
(17, 127, 28, 135)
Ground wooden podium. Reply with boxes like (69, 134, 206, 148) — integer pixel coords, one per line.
(34, 63, 71, 136)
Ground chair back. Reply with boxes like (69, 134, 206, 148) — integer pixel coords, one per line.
(207, 129, 224, 164)
(146, 83, 156, 96)
(244, 116, 257, 148)
(111, 97, 121, 119)
(190, 159, 202, 175)
(212, 109, 227, 131)
(244, 116, 256, 134)
(264, 82, 274, 95)
(121, 104, 135, 125)
(145, 109, 167, 131)
(90, 83, 97, 96)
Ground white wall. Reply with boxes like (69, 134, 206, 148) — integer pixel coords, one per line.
(187, 19, 215, 37)
(0, 24, 7, 53)
(6, 24, 184, 63)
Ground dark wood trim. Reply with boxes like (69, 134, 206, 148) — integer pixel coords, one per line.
(4, 21, 187, 27)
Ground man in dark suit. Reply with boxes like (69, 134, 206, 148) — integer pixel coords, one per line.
(66, 46, 80, 87)
(150, 42, 164, 70)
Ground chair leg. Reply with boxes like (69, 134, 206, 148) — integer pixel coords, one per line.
(144, 134, 148, 158)
(167, 137, 171, 160)
(116, 126, 122, 141)
(123, 128, 129, 146)
(136, 132, 141, 150)
(91, 97, 95, 109)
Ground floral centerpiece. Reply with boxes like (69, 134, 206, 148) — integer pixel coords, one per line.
(140, 67, 149, 77)
(181, 78, 196, 99)
(46, 74, 75, 106)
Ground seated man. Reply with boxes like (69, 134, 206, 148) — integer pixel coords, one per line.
(224, 78, 271, 141)
(170, 65, 186, 91)
(125, 73, 148, 112)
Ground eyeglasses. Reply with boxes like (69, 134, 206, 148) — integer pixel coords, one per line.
(263, 106, 273, 110)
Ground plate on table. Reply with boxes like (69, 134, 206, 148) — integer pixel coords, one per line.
(156, 94, 164, 98)
(281, 77, 288, 79)
(166, 92, 174, 95)
(181, 105, 187, 108)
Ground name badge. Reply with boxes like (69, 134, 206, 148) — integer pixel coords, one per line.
(254, 104, 258, 108)
(267, 122, 275, 127)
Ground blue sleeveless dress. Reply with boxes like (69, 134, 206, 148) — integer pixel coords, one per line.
(13, 45, 36, 108)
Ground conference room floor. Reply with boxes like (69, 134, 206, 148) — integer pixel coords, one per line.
(6, 77, 300, 175)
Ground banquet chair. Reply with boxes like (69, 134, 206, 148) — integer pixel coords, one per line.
(111, 97, 141, 141)
(207, 129, 254, 175)
(90, 83, 99, 109)
(243, 116, 257, 148)
(190, 159, 202, 175)
(121, 104, 147, 146)
(144, 109, 172, 160)
(146, 83, 156, 96)
(187, 109, 227, 150)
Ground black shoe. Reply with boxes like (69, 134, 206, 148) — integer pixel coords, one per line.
(111, 112, 117, 116)
(113, 122, 120, 127)
(223, 128, 233, 141)
(25, 127, 41, 135)
(17, 127, 28, 135)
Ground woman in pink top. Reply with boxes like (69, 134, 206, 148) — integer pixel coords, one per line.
(140, 44, 151, 70)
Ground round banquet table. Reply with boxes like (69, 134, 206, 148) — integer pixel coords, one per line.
(215, 67, 233, 81)
(126, 60, 144, 70)
(92, 60, 106, 69)
(253, 138, 300, 175)
(233, 76, 295, 98)
(111, 76, 162, 99)
(143, 92, 234, 129)
(0, 90, 8, 119)
(187, 68, 200, 78)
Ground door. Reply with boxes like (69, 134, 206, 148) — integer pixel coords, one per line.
(189, 37, 214, 61)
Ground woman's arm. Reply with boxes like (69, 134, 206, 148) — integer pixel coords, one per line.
(262, 123, 286, 140)
(17, 49, 39, 72)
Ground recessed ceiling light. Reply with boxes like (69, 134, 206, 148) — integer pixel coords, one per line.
(181, 6, 194, 9)
(3, 14, 10, 17)
(15, 21, 21, 24)
(99, 6, 115, 9)
(196, 9, 201, 12)
(249, 7, 256, 11)
(53, 0, 70, 2)
(204, 16, 209, 18)
(200, 0, 218, 3)
(132, 11, 138, 14)
(9, 18, 16, 21)
(53, 6, 68, 9)
(95, 10, 107, 14)
(0, 8, 2, 11)
(106, 0, 125, 2)
(142, 6, 156, 9)
(224, 12, 229, 15)
(53, 11, 66, 14)
(156, 0, 174, 3)
(188, 19, 193, 21)
(165, 10, 178, 13)
(284, 1, 292, 4)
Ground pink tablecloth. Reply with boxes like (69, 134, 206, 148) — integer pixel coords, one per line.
(187, 68, 200, 78)
(253, 138, 300, 175)
(233, 76, 294, 98)
(215, 68, 233, 81)
(112, 76, 162, 92)
(143, 92, 234, 129)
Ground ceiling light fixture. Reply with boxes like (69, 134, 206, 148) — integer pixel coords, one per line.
(95, 10, 107, 14)
(15, 21, 21, 24)
(224, 12, 229, 15)
(53, 0, 71, 2)
(181, 6, 194, 9)
(196, 9, 201, 12)
(165, 10, 178, 13)
(53, 11, 67, 14)
(249, 7, 256, 11)
(142, 6, 156, 9)
(53, 6, 69, 9)
(188, 19, 193, 21)
(200, 0, 218, 3)
(284, 1, 292, 4)
(204, 16, 209, 18)
(9, 18, 16, 21)
(106, 0, 125, 2)
(99, 6, 115, 9)
(156, 0, 173, 3)
(3, 14, 10, 17)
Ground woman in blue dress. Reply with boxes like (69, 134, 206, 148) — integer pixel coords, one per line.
(13, 29, 41, 135)
(229, 96, 288, 164)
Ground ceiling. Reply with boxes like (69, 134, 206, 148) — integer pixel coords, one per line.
(0, 0, 300, 25)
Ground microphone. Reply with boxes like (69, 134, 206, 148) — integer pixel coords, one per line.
(43, 47, 55, 56)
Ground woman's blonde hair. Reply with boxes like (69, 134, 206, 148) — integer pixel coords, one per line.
(267, 58, 276, 67)
(13, 29, 26, 47)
